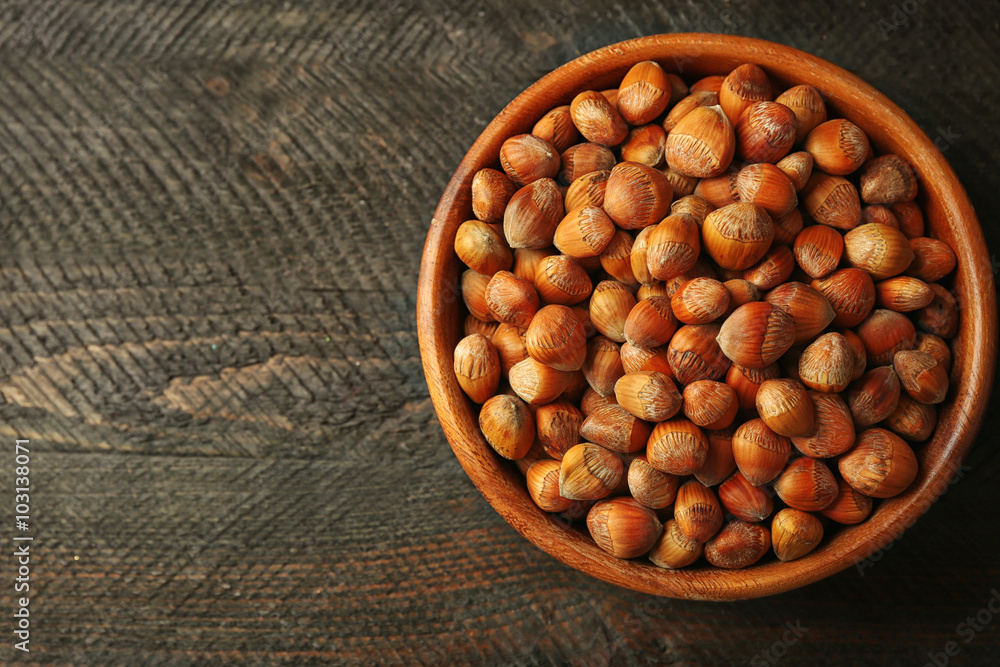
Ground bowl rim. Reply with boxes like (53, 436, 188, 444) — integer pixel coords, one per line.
(416, 33, 997, 600)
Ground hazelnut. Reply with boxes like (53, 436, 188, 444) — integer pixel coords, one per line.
(671, 277, 730, 324)
(811, 268, 876, 328)
(765, 281, 836, 344)
(717, 302, 796, 369)
(702, 203, 775, 270)
(620, 342, 675, 377)
(734, 101, 797, 164)
(691, 74, 725, 95)
(775, 85, 827, 143)
(622, 124, 667, 167)
(744, 245, 796, 291)
(893, 349, 949, 404)
(916, 333, 952, 374)
(499, 134, 560, 186)
(843, 223, 914, 280)
(722, 278, 762, 316)
(649, 519, 704, 569)
(855, 308, 917, 366)
(559, 142, 617, 184)
(580, 403, 653, 454)
(847, 366, 902, 428)
(736, 162, 798, 218)
(587, 497, 663, 559)
(508, 357, 574, 405)
(461, 269, 494, 322)
(513, 247, 555, 286)
(559, 442, 623, 501)
(471, 168, 518, 224)
(534, 254, 592, 306)
(667, 323, 730, 384)
(527, 460, 574, 513)
(774, 208, 802, 246)
(503, 178, 565, 249)
(891, 201, 925, 238)
(617, 61, 672, 124)
(859, 154, 918, 205)
(773, 457, 838, 511)
(454, 333, 501, 403)
(621, 298, 677, 350)
(485, 270, 539, 327)
(775, 151, 815, 192)
(663, 90, 718, 131)
(479, 393, 535, 460)
(732, 418, 791, 486)
(793, 225, 844, 279)
(582, 335, 625, 397)
(906, 237, 958, 283)
(797, 332, 854, 393)
(599, 229, 639, 286)
(535, 399, 584, 460)
(696, 426, 738, 487)
(719, 471, 774, 522)
(704, 520, 771, 569)
(771, 509, 824, 562)
(820, 477, 874, 524)
(628, 455, 680, 509)
(646, 213, 701, 281)
(756, 378, 814, 437)
(719, 64, 772, 124)
(805, 118, 871, 175)
(532, 105, 579, 153)
(570, 90, 628, 146)
(564, 169, 611, 210)
(791, 391, 855, 458)
(525, 304, 588, 372)
(580, 386, 617, 417)
(455, 219, 513, 276)
(614, 371, 683, 422)
(553, 205, 616, 258)
(694, 167, 741, 209)
(875, 276, 934, 312)
(647, 418, 709, 475)
(671, 194, 715, 226)
(464, 314, 499, 339)
(883, 392, 938, 442)
(492, 323, 529, 377)
(801, 172, 862, 230)
(674, 479, 724, 542)
(916, 283, 960, 338)
(664, 105, 736, 178)
(839, 428, 918, 498)
(603, 162, 673, 230)
(682, 380, 739, 430)
(726, 362, 780, 411)
(589, 280, 638, 343)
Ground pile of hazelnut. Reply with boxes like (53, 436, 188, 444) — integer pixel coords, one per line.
(451, 62, 958, 569)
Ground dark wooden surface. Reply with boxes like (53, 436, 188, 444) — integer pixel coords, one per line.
(0, 1, 997, 665)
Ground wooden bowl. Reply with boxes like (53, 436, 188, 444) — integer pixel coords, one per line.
(416, 34, 997, 599)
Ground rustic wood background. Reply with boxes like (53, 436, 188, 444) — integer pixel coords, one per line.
(0, 0, 996, 665)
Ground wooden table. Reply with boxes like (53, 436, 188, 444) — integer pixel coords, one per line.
(1, 1, 997, 664)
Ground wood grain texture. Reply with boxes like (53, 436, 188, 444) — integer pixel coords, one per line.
(0, 0, 996, 664)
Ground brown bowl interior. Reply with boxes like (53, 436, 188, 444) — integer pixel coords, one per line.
(416, 33, 997, 600)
